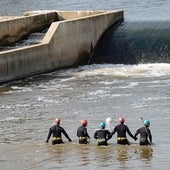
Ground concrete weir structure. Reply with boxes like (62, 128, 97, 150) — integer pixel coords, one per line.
(0, 10, 124, 84)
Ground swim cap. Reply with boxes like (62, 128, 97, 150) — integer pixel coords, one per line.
(144, 120, 150, 126)
(119, 117, 125, 123)
(55, 118, 61, 124)
(100, 122, 106, 128)
(81, 119, 87, 126)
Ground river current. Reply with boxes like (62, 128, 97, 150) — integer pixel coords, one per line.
(0, 0, 170, 170)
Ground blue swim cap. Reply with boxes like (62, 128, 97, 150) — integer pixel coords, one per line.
(100, 122, 106, 128)
(144, 120, 150, 126)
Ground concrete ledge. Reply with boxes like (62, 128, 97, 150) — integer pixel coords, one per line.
(0, 12, 58, 45)
(0, 10, 124, 84)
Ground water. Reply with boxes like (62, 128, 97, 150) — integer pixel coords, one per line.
(90, 20, 170, 64)
(0, 64, 170, 170)
(0, 31, 47, 52)
(0, 0, 170, 170)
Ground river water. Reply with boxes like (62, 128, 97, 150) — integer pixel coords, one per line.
(0, 0, 170, 170)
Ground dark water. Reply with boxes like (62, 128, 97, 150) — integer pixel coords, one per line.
(0, 0, 170, 170)
(90, 21, 170, 64)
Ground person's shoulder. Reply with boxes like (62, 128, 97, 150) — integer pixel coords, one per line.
(105, 129, 111, 133)
(59, 125, 64, 128)
(50, 124, 57, 129)
(77, 125, 82, 129)
(138, 127, 145, 131)
(115, 124, 120, 127)
(99, 129, 107, 131)
(113, 124, 119, 129)
(122, 124, 129, 130)
(51, 124, 57, 127)
(117, 123, 125, 127)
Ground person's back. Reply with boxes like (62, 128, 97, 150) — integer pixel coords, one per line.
(94, 122, 112, 146)
(48, 124, 64, 144)
(114, 123, 127, 137)
(50, 124, 62, 137)
(135, 120, 152, 146)
(46, 118, 72, 145)
(77, 119, 90, 144)
(112, 117, 136, 145)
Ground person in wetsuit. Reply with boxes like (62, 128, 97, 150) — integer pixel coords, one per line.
(112, 117, 137, 145)
(77, 119, 90, 144)
(46, 118, 72, 145)
(94, 122, 112, 146)
(134, 120, 152, 146)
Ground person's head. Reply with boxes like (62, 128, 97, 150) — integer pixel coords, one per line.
(55, 118, 61, 125)
(144, 120, 150, 127)
(81, 119, 88, 127)
(100, 122, 106, 129)
(119, 117, 125, 124)
(106, 117, 112, 124)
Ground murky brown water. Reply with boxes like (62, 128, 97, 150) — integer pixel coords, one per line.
(0, 0, 170, 169)
(1, 142, 155, 170)
(0, 64, 170, 169)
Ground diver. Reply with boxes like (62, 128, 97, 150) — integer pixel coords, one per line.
(77, 119, 90, 144)
(46, 118, 72, 145)
(112, 117, 137, 145)
(134, 120, 152, 146)
(94, 122, 112, 146)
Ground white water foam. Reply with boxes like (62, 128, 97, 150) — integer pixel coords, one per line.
(73, 63, 170, 79)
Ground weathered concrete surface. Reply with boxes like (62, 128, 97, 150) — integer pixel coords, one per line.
(0, 10, 124, 84)
(0, 12, 58, 45)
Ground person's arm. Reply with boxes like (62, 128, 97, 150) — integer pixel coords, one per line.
(106, 130, 112, 141)
(62, 128, 72, 142)
(126, 126, 137, 140)
(46, 128, 52, 143)
(134, 128, 140, 138)
(111, 127, 116, 136)
(148, 128, 152, 144)
(84, 127, 90, 138)
(77, 127, 81, 137)
(94, 131, 98, 139)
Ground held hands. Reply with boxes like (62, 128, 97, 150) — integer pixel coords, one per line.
(134, 136, 138, 141)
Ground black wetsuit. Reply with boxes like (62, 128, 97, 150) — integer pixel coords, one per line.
(46, 124, 72, 145)
(134, 127, 152, 145)
(77, 125, 90, 144)
(112, 123, 136, 145)
(94, 129, 112, 146)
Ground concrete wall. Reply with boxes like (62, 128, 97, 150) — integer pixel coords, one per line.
(0, 10, 123, 84)
(0, 12, 58, 45)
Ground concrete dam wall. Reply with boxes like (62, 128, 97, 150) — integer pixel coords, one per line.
(0, 10, 124, 84)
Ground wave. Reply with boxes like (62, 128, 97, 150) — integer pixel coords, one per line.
(0, 116, 26, 123)
(76, 63, 170, 78)
(89, 21, 170, 64)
